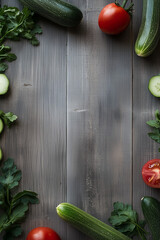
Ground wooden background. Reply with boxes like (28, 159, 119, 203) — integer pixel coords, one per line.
(1, 0, 160, 239)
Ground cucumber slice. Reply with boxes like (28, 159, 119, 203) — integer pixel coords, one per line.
(0, 74, 9, 95)
(0, 118, 4, 134)
(0, 148, 3, 161)
(148, 75, 160, 97)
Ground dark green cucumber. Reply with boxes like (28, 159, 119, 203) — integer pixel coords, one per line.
(19, 0, 83, 27)
(141, 196, 160, 240)
(135, 0, 160, 57)
(57, 203, 131, 240)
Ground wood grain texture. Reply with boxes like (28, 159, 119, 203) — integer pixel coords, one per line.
(67, 0, 132, 239)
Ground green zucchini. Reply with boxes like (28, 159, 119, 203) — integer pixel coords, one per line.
(57, 203, 131, 240)
(19, 0, 83, 28)
(141, 196, 160, 240)
(135, 0, 160, 57)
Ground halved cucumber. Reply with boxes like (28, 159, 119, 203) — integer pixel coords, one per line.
(148, 75, 160, 97)
(0, 118, 3, 134)
(0, 74, 9, 95)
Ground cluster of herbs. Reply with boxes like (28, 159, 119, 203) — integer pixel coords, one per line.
(0, 158, 39, 240)
(146, 109, 160, 151)
(0, 111, 17, 127)
(0, 5, 42, 73)
(0, 4, 41, 239)
(109, 202, 148, 240)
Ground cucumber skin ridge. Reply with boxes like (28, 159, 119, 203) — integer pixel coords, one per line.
(141, 197, 160, 240)
(0, 118, 3, 134)
(19, 0, 83, 27)
(0, 148, 2, 160)
(135, 0, 160, 57)
(57, 203, 131, 240)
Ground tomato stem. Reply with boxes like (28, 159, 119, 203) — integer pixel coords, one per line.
(115, 0, 134, 15)
(115, 1, 120, 7)
(122, 0, 128, 8)
(126, 2, 134, 15)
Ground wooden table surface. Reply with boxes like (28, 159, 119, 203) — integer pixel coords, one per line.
(1, 0, 160, 239)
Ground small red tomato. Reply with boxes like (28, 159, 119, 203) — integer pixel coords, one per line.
(142, 159, 160, 188)
(98, 1, 133, 35)
(26, 227, 61, 240)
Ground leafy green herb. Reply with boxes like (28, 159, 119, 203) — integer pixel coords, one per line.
(0, 45, 17, 72)
(109, 202, 148, 240)
(0, 158, 39, 239)
(0, 111, 17, 127)
(0, 5, 42, 73)
(3, 225, 22, 240)
(147, 110, 160, 151)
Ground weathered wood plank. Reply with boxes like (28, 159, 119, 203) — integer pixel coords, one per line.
(133, 0, 160, 236)
(1, 0, 67, 239)
(67, 0, 133, 239)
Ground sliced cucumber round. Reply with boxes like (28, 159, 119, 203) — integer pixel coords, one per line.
(148, 75, 160, 97)
(0, 148, 3, 161)
(0, 118, 4, 134)
(0, 74, 9, 95)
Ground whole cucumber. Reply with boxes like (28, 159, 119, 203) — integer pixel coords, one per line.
(141, 196, 160, 240)
(19, 0, 83, 27)
(57, 203, 131, 240)
(135, 0, 160, 57)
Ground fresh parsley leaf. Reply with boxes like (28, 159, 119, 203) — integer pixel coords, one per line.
(0, 212, 8, 233)
(0, 63, 8, 72)
(30, 37, 40, 46)
(3, 225, 22, 240)
(0, 158, 21, 190)
(12, 190, 39, 208)
(0, 5, 42, 72)
(31, 24, 43, 34)
(148, 129, 160, 143)
(109, 202, 147, 240)
(0, 45, 16, 72)
(0, 111, 18, 127)
(0, 186, 5, 206)
(9, 204, 29, 224)
(147, 110, 160, 149)
(0, 158, 39, 239)
(146, 120, 160, 128)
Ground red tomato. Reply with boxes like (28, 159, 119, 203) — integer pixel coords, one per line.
(142, 159, 160, 188)
(98, 3, 131, 35)
(26, 227, 61, 240)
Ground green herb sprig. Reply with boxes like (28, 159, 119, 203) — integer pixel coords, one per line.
(0, 5, 42, 73)
(109, 202, 148, 240)
(146, 109, 160, 151)
(0, 111, 17, 127)
(0, 158, 39, 240)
